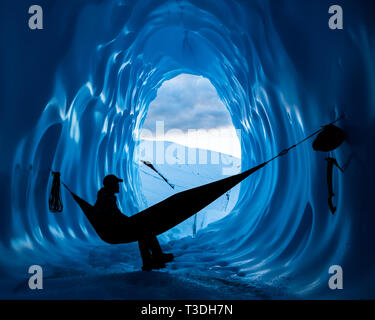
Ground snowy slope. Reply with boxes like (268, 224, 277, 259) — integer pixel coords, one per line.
(136, 140, 241, 241)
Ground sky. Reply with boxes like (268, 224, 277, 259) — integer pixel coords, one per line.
(141, 74, 241, 158)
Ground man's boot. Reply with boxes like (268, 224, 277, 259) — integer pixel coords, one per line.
(142, 256, 166, 271)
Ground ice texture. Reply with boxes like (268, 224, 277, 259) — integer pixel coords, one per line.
(1, 0, 375, 299)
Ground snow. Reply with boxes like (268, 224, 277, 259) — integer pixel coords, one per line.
(137, 140, 241, 241)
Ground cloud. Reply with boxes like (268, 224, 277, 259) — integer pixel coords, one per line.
(143, 74, 232, 132)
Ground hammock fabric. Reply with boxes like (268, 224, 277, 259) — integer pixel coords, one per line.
(61, 161, 267, 244)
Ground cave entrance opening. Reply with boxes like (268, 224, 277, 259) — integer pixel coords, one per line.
(136, 73, 241, 240)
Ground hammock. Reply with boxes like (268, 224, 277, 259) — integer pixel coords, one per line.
(51, 117, 344, 244)
(61, 161, 267, 244)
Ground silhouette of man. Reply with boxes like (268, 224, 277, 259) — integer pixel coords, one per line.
(94, 174, 174, 271)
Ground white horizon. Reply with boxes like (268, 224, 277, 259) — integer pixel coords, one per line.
(140, 124, 242, 159)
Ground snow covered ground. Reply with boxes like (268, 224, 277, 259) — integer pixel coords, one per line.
(3, 238, 290, 300)
(136, 140, 241, 241)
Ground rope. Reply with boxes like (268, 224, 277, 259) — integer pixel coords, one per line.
(264, 115, 344, 164)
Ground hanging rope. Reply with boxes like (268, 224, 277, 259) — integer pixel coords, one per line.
(264, 115, 344, 164)
(48, 171, 63, 213)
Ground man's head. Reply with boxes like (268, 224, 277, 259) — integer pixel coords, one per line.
(103, 174, 123, 193)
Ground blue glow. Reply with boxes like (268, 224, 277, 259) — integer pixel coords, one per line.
(1, 0, 375, 299)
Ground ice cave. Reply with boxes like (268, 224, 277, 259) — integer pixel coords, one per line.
(0, 0, 375, 299)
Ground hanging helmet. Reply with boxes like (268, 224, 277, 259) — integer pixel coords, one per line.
(312, 124, 345, 152)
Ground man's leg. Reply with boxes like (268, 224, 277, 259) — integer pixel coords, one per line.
(149, 236, 174, 263)
(148, 236, 163, 257)
(138, 237, 167, 271)
(138, 239, 153, 266)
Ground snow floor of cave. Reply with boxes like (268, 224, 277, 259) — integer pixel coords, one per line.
(3, 239, 292, 299)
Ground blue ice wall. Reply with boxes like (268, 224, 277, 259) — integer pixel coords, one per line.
(1, 0, 375, 298)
